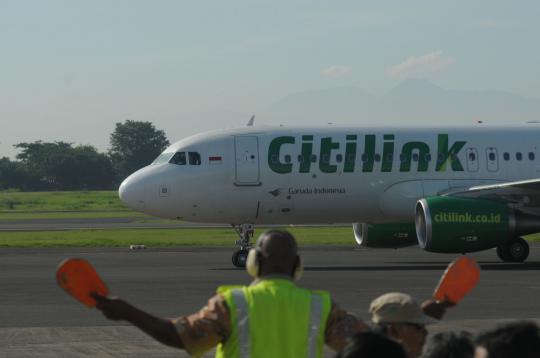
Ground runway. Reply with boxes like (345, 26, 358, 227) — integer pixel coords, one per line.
(0, 217, 343, 231)
(2, 244, 540, 357)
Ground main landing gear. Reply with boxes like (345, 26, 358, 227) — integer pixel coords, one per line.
(496, 237, 530, 263)
(231, 224, 254, 268)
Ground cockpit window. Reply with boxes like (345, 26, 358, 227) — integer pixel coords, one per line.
(167, 151, 201, 166)
(169, 152, 187, 165)
(153, 152, 174, 165)
(188, 152, 201, 165)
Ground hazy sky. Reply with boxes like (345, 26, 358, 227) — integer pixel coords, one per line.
(1, 1, 539, 158)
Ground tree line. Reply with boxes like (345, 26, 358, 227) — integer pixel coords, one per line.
(0, 120, 170, 191)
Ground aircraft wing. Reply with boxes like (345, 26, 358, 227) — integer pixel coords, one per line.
(445, 178, 540, 215)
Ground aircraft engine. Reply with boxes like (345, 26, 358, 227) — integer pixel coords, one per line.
(352, 223, 418, 248)
(415, 196, 540, 253)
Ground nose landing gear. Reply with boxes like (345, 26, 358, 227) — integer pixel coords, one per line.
(232, 224, 254, 268)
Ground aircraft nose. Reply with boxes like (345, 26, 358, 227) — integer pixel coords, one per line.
(119, 175, 147, 211)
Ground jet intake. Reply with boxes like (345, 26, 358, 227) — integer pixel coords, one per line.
(352, 223, 418, 248)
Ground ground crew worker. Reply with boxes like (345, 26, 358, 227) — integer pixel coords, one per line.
(368, 292, 454, 358)
(93, 230, 367, 357)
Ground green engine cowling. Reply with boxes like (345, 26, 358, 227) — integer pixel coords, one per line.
(415, 196, 511, 253)
(353, 223, 418, 248)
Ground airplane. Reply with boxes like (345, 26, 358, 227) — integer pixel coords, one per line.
(118, 124, 540, 267)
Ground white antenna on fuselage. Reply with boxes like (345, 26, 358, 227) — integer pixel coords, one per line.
(247, 115, 255, 126)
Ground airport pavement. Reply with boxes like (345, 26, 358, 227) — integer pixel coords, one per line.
(2, 244, 540, 357)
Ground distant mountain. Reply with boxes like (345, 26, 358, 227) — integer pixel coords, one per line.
(259, 79, 540, 126)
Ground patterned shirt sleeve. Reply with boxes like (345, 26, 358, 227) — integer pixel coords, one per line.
(172, 294, 231, 357)
(325, 300, 368, 351)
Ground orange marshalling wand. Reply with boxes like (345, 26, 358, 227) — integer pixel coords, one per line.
(434, 256, 480, 304)
(56, 258, 109, 307)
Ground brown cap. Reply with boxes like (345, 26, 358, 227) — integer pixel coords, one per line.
(369, 292, 437, 325)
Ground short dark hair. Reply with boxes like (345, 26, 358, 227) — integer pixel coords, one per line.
(257, 230, 298, 255)
(256, 230, 299, 276)
(335, 332, 406, 358)
(421, 331, 473, 358)
(475, 321, 540, 358)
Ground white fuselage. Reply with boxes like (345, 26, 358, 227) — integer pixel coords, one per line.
(119, 125, 540, 225)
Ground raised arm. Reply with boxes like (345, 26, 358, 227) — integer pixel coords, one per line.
(92, 293, 183, 349)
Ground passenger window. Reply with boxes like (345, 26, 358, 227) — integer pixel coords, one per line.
(516, 152, 522, 161)
(529, 152, 535, 160)
(425, 153, 431, 162)
(336, 154, 343, 163)
(412, 153, 419, 162)
(311, 154, 317, 163)
(284, 154, 291, 163)
(399, 153, 407, 162)
(469, 152, 476, 161)
(374, 154, 381, 162)
(503, 152, 510, 161)
(169, 152, 186, 165)
(321, 153, 330, 164)
(297, 155, 303, 163)
(188, 152, 201, 165)
(361, 153, 369, 162)
(489, 152, 495, 161)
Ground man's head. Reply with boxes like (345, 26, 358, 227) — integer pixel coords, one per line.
(474, 321, 540, 358)
(335, 332, 406, 358)
(369, 292, 435, 358)
(422, 331, 474, 358)
(246, 230, 302, 279)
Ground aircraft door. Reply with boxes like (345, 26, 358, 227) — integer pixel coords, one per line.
(466, 148, 479, 172)
(486, 147, 499, 172)
(234, 136, 261, 185)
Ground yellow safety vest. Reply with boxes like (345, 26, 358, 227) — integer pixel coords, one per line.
(215, 279, 331, 358)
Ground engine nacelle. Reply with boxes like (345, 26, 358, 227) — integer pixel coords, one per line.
(353, 223, 418, 248)
(415, 196, 514, 253)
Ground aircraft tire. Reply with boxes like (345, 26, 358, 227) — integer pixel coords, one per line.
(232, 249, 249, 268)
(498, 238, 530, 263)
(496, 245, 510, 262)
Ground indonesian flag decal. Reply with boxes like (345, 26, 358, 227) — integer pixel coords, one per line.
(209, 156, 223, 164)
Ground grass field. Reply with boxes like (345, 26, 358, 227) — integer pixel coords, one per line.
(0, 211, 150, 220)
(0, 190, 154, 221)
(0, 227, 354, 247)
(0, 190, 125, 212)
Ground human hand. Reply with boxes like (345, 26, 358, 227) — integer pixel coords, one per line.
(91, 292, 133, 321)
(421, 298, 456, 320)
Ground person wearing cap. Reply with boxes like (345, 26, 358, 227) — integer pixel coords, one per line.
(92, 230, 367, 357)
(369, 292, 453, 358)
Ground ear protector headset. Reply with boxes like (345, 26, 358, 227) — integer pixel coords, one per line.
(246, 237, 303, 281)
